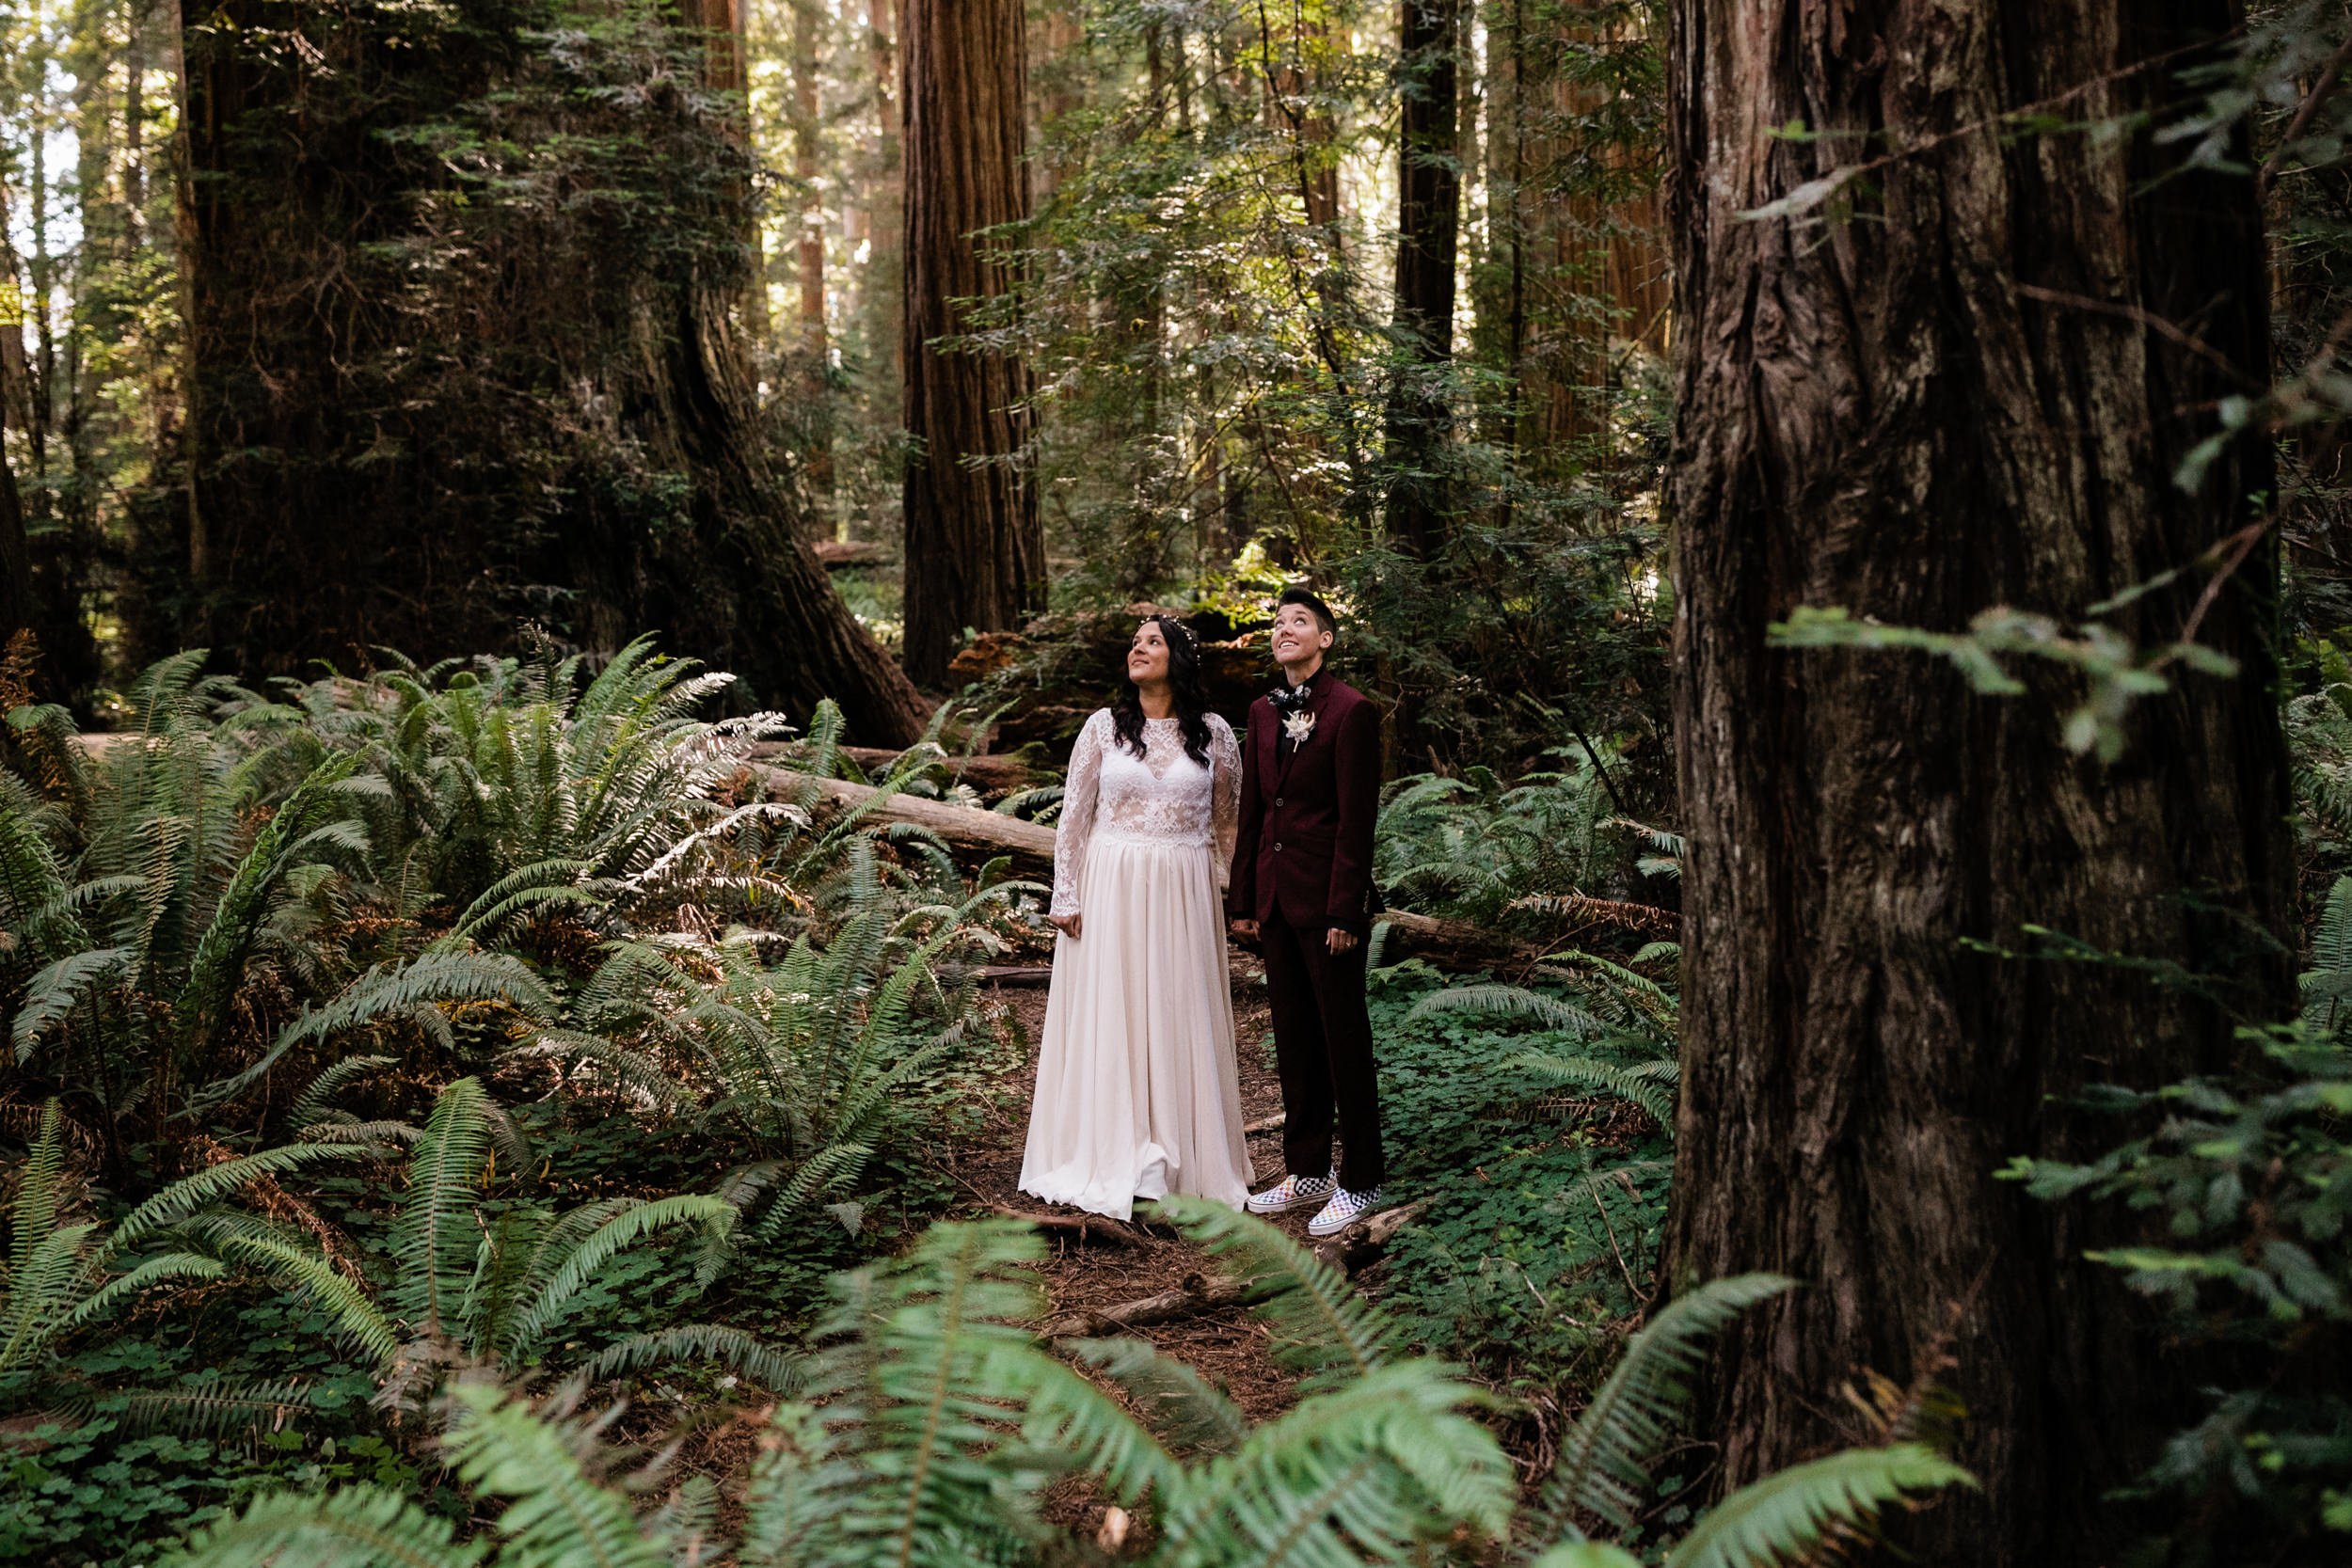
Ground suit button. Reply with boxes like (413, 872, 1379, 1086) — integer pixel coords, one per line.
(1274, 842, 1283, 852)
(1275, 797, 1283, 807)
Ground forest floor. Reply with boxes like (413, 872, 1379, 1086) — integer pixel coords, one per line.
(942, 946, 1311, 1422)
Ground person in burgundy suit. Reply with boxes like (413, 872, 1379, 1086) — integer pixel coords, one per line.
(1227, 586, 1389, 1237)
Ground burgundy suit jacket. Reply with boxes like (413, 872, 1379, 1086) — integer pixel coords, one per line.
(1226, 669, 1382, 934)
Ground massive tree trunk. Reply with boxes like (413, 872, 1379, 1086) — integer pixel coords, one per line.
(1664, 4, 2292, 1563)
(899, 0, 1041, 686)
(164, 0, 925, 742)
(1383, 0, 1461, 560)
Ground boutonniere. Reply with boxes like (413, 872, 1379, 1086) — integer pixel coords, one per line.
(1282, 710, 1318, 746)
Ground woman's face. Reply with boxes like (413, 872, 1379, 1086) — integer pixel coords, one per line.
(1128, 623, 1171, 687)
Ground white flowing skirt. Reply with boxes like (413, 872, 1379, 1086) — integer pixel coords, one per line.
(1019, 832, 1253, 1220)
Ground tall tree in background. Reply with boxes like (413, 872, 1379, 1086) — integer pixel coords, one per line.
(899, 0, 1041, 685)
(1663, 4, 2293, 1562)
(165, 0, 926, 740)
(1383, 0, 1461, 559)
(0, 442, 27, 649)
(788, 0, 825, 356)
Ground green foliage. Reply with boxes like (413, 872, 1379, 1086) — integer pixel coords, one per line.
(0, 654, 564, 1141)
(276, 637, 794, 913)
(1360, 964, 1671, 1397)
(157, 1205, 1969, 1568)
(1408, 945, 1680, 1132)
(369, 1078, 761, 1407)
(1771, 604, 2240, 764)
(1375, 752, 1654, 930)
(1660, 1446, 1975, 1568)
(1543, 1275, 1796, 1533)
(2005, 1019, 2352, 1544)
(0, 1101, 362, 1402)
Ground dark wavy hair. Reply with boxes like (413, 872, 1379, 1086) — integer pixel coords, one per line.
(1112, 614, 1214, 768)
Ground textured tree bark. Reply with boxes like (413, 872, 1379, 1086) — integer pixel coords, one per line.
(1383, 0, 1462, 561)
(1663, 4, 2292, 1563)
(865, 0, 903, 388)
(899, 0, 1041, 686)
(163, 0, 926, 743)
(790, 0, 826, 353)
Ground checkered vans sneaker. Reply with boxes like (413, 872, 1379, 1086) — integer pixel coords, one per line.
(1244, 1171, 1336, 1215)
(1307, 1184, 1389, 1238)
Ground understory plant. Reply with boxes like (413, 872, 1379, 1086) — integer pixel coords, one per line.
(1407, 943, 1682, 1133)
(166, 1201, 1969, 1568)
(2007, 1026, 2352, 1545)
(0, 1102, 378, 1413)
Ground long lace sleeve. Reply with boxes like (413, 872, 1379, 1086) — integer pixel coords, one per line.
(1209, 714, 1241, 893)
(1051, 711, 1107, 918)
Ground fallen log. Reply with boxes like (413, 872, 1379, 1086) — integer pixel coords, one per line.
(989, 1205, 1146, 1248)
(760, 767, 1058, 869)
(1311, 1198, 1425, 1274)
(810, 539, 889, 571)
(750, 741, 1040, 794)
(1033, 1272, 1255, 1340)
(1243, 1113, 1286, 1136)
(943, 963, 1055, 987)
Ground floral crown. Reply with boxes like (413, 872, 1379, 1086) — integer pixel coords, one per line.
(1145, 615, 1200, 651)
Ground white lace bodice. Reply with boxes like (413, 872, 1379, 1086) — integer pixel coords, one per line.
(1051, 709, 1241, 917)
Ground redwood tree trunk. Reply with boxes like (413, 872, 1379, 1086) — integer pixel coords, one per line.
(0, 444, 28, 649)
(1664, 5, 2292, 1563)
(1383, 0, 1461, 560)
(164, 0, 925, 742)
(899, 0, 1041, 685)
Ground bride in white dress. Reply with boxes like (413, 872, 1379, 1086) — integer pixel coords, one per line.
(1019, 615, 1254, 1219)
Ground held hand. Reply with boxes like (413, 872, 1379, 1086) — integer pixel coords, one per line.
(1326, 927, 1360, 956)
(1051, 911, 1083, 941)
(1230, 919, 1260, 942)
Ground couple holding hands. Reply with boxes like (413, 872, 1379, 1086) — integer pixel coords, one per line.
(1019, 588, 1389, 1239)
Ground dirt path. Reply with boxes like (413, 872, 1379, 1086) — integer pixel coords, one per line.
(938, 944, 1311, 1421)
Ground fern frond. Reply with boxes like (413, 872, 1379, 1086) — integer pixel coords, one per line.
(289, 1053, 401, 1132)
(1665, 1444, 1975, 1568)
(501, 1196, 736, 1360)
(210, 1229, 400, 1369)
(387, 1077, 494, 1337)
(433, 858, 601, 952)
(578, 1323, 803, 1391)
(1158, 1359, 1514, 1565)
(167, 1480, 482, 1568)
(1409, 984, 1612, 1039)
(1508, 1053, 1677, 1132)
(104, 1143, 356, 1259)
(61, 1252, 228, 1342)
(1152, 1194, 1394, 1387)
(199, 951, 555, 1113)
(10, 945, 133, 1061)
(8, 1101, 68, 1273)
(1066, 1336, 1248, 1458)
(117, 1374, 312, 1438)
(1545, 1274, 1797, 1533)
(441, 1383, 673, 1568)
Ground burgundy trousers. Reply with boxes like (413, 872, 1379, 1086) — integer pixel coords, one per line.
(1261, 911, 1385, 1192)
